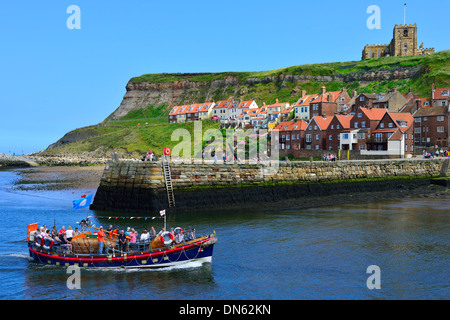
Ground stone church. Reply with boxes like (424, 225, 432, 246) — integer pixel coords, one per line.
(362, 24, 434, 60)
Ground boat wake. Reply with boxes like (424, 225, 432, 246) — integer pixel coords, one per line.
(2, 252, 33, 261)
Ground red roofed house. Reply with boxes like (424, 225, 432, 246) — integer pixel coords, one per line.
(293, 93, 319, 120)
(274, 120, 308, 156)
(325, 115, 353, 150)
(340, 107, 387, 151)
(265, 99, 290, 123)
(185, 103, 202, 122)
(228, 100, 258, 120)
(431, 85, 450, 108)
(198, 102, 214, 120)
(309, 87, 351, 119)
(305, 116, 333, 150)
(362, 112, 415, 157)
(212, 100, 233, 120)
(169, 105, 182, 124)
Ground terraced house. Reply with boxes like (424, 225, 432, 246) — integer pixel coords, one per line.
(309, 87, 351, 119)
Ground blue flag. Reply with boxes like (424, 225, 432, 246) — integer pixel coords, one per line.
(72, 194, 93, 211)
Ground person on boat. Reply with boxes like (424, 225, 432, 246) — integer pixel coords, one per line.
(118, 230, 127, 252)
(59, 226, 66, 236)
(149, 226, 156, 237)
(125, 227, 131, 237)
(140, 229, 150, 242)
(97, 226, 105, 254)
(175, 230, 184, 244)
(66, 226, 74, 242)
(129, 228, 137, 251)
(44, 229, 52, 239)
(107, 225, 113, 238)
(51, 226, 58, 238)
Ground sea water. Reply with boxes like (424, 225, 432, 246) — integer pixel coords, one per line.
(0, 170, 448, 300)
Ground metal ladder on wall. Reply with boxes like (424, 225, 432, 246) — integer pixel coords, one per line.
(162, 158, 175, 208)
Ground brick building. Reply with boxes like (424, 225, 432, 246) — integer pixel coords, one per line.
(413, 106, 449, 147)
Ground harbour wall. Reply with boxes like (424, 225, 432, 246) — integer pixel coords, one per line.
(90, 158, 448, 213)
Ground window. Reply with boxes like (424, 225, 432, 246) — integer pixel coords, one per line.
(331, 125, 334, 129)
(314, 126, 317, 130)
(414, 128, 420, 134)
(287, 135, 290, 140)
(380, 123, 384, 129)
(315, 134, 319, 140)
(442, 90, 449, 96)
(315, 145, 319, 150)
(360, 96, 365, 101)
(343, 133, 349, 139)
(424, 117, 428, 121)
(354, 122, 358, 128)
(358, 133, 365, 139)
(358, 113, 362, 118)
(362, 121, 366, 128)
(336, 125, 340, 129)
(388, 122, 393, 128)
(415, 118, 421, 123)
(437, 116, 444, 121)
(437, 126, 444, 133)
(329, 135, 333, 140)
(359, 145, 365, 150)
(306, 134, 312, 142)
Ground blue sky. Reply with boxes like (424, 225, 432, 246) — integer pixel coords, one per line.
(0, 0, 448, 154)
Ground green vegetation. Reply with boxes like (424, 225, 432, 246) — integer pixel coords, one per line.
(43, 119, 221, 158)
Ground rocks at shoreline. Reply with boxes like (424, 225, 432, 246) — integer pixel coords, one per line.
(0, 153, 38, 167)
(27, 154, 109, 166)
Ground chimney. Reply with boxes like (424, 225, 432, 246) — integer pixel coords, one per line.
(321, 86, 326, 95)
(352, 90, 357, 98)
(301, 90, 306, 97)
(322, 112, 327, 118)
(327, 93, 333, 102)
(275, 99, 279, 103)
(414, 92, 419, 99)
(431, 83, 435, 100)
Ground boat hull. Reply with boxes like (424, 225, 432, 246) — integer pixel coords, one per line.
(28, 236, 216, 269)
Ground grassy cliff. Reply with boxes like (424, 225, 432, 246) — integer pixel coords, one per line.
(43, 51, 450, 158)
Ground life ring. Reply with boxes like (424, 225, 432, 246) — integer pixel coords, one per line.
(160, 231, 174, 245)
(164, 147, 171, 155)
(43, 238, 53, 250)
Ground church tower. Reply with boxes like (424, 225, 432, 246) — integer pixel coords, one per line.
(390, 24, 418, 57)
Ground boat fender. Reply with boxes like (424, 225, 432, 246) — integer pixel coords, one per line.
(160, 231, 174, 245)
(174, 227, 184, 235)
(35, 235, 43, 248)
(29, 231, 37, 242)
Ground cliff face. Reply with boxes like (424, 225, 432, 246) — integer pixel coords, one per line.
(106, 65, 422, 121)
